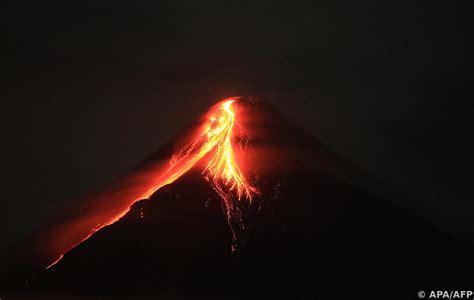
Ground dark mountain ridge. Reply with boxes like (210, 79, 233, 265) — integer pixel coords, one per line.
(2, 99, 472, 299)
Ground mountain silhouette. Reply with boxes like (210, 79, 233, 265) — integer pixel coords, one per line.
(2, 98, 472, 299)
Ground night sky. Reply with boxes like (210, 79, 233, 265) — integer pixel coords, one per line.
(2, 1, 472, 250)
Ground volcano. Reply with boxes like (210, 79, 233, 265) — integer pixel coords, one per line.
(2, 98, 472, 299)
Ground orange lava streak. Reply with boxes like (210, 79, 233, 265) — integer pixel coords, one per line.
(44, 98, 257, 270)
(204, 100, 257, 200)
(144, 98, 257, 202)
(202, 101, 258, 231)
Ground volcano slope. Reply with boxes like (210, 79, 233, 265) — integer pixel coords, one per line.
(3, 99, 473, 299)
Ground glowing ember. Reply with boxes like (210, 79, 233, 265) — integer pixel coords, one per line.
(44, 98, 258, 269)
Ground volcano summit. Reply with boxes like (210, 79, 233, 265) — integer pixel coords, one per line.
(2, 98, 472, 299)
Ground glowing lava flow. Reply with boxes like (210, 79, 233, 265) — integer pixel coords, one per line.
(145, 98, 257, 203)
(45, 98, 257, 269)
(202, 101, 258, 241)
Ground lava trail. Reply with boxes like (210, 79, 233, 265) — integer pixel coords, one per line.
(44, 98, 258, 269)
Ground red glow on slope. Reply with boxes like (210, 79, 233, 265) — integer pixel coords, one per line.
(44, 98, 258, 270)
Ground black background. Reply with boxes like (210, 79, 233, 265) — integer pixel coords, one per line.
(2, 0, 472, 250)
